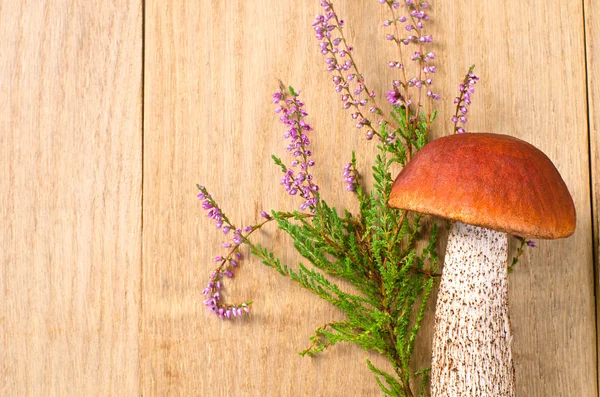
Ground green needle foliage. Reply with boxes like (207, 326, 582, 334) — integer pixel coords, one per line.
(242, 97, 439, 397)
(198, 84, 442, 396)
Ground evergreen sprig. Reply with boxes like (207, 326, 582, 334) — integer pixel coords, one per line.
(198, 79, 441, 395)
(224, 98, 438, 396)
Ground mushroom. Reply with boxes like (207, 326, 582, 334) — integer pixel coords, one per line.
(387, 133, 576, 397)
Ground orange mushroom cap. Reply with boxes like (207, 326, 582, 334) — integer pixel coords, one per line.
(387, 133, 576, 239)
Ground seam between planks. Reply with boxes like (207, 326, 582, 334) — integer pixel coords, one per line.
(139, 0, 146, 396)
(581, 0, 599, 393)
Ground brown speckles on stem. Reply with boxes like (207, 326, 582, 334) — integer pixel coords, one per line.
(431, 221, 514, 397)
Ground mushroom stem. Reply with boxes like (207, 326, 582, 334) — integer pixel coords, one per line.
(431, 221, 515, 397)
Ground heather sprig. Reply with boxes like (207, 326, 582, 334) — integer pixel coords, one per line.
(197, 185, 253, 318)
(381, 0, 440, 145)
(199, 183, 317, 319)
(452, 65, 479, 133)
(198, 79, 439, 396)
(508, 236, 536, 273)
(313, 1, 390, 140)
(197, 1, 488, 396)
(314, 0, 440, 168)
(273, 86, 320, 212)
(196, 0, 443, 393)
(343, 156, 360, 192)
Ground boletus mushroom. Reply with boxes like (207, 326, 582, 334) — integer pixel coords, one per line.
(387, 133, 576, 397)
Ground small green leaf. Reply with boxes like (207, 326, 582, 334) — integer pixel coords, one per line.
(271, 155, 288, 173)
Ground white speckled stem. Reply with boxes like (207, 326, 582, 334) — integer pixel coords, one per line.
(431, 221, 515, 397)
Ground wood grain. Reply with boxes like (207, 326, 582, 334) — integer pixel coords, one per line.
(584, 0, 600, 392)
(0, 1, 142, 395)
(143, 0, 597, 395)
(0, 0, 592, 395)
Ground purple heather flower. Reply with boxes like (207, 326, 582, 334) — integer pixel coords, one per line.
(273, 89, 320, 212)
(452, 67, 479, 133)
(380, 0, 437, 121)
(313, 2, 381, 140)
(204, 298, 216, 306)
(386, 90, 404, 106)
(203, 270, 251, 319)
(198, 185, 260, 320)
(233, 234, 242, 245)
(197, 190, 231, 233)
(343, 163, 359, 192)
(527, 240, 536, 248)
(260, 211, 271, 219)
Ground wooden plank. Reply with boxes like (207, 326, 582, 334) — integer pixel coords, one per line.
(0, 1, 142, 395)
(584, 0, 600, 392)
(143, 0, 596, 395)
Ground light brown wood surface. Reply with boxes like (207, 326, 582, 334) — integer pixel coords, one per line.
(0, 1, 142, 396)
(2, 0, 597, 396)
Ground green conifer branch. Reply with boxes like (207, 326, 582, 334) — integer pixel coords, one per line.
(202, 83, 441, 397)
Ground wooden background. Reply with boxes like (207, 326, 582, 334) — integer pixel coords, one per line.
(1, 0, 598, 395)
